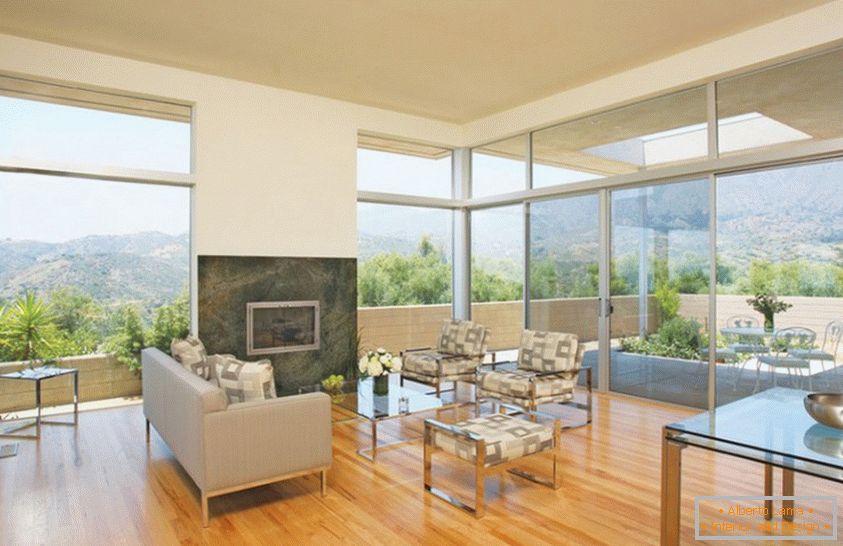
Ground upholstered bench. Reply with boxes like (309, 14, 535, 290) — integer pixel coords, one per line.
(423, 413, 561, 517)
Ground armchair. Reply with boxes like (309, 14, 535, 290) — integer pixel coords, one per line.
(476, 330, 591, 428)
(400, 319, 489, 396)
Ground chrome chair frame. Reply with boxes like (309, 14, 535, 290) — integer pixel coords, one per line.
(423, 417, 561, 518)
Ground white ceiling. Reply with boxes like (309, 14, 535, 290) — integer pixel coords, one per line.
(0, 0, 832, 123)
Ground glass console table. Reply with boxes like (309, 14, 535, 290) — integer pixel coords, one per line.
(661, 387, 843, 544)
(300, 373, 461, 462)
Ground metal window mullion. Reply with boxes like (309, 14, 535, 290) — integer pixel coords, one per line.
(706, 81, 718, 411)
(452, 148, 472, 320)
(526, 132, 533, 191)
(598, 189, 611, 393)
(707, 81, 718, 160)
(707, 173, 718, 410)
(523, 201, 531, 329)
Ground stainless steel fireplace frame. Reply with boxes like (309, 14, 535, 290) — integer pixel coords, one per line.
(246, 300, 320, 356)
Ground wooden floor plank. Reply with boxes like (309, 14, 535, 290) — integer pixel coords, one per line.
(1, 392, 840, 545)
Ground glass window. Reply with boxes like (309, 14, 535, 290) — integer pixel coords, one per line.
(717, 48, 843, 156)
(357, 137, 452, 198)
(471, 205, 524, 356)
(528, 193, 600, 328)
(532, 87, 708, 187)
(610, 179, 711, 408)
(471, 134, 527, 198)
(0, 172, 190, 363)
(356, 203, 453, 352)
(0, 95, 191, 173)
(716, 159, 843, 405)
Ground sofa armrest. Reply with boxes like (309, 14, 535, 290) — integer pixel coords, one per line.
(202, 392, 332, 492)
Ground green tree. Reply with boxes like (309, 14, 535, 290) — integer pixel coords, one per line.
(145, 291, 190, 352)
(529, 258, 559, 300)
(104, 305, 146, 372)
(48, 287, 105, 354)
(358, 244, 452, 306)
(0, 292, 60, 363)
(472, 266, 522, 302)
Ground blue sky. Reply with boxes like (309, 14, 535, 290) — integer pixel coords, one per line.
(0, 96, 191, 242)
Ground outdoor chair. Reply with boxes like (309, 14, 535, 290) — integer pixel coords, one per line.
(788, 320, 843, 377)
(757, 327, 817, 390)
(475, 330, 591, 428)
(401, 319, 489, 397)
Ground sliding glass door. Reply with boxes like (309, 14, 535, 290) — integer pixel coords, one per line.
(608, 179, 711, 408)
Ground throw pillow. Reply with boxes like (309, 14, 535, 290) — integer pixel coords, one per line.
(215, 355, 277, 404)
(170, 335, 212, 380)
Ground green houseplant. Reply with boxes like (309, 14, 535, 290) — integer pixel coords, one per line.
(746, 292, 792, 331)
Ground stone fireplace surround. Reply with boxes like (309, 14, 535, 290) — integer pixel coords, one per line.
(197, 255, 356, 395)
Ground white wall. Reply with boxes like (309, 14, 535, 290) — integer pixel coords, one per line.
(463, 0, 843, 145)
(0, 33, 463, 260)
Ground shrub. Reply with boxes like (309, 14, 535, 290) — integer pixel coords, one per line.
(620, 317, 702, 361)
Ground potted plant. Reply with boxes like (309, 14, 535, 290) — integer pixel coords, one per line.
(358, 348, 402, 395)
(746, 292, 792, 331)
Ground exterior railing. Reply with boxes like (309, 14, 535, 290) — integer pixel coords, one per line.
(359, 294, 843, 355)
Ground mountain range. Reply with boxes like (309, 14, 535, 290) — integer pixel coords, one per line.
(0, 232, 188, 305)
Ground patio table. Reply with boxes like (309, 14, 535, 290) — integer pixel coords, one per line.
(719, 326, 777, 338)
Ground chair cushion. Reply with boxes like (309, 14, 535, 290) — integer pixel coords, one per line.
(430, 414, 554, 467)
(215, 355, 277, 403)
(729, 343, 769, 354)
(437, 319, 488, 356)
(518, 330, 581, 373)
(403, 351, 479, 378)
(789, 349, 835, 361)
(477, 369, 576, 399)
(171, 335, 212, 380)
(757, 354, 810, 368)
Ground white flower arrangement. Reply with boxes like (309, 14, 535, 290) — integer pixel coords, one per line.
(358, 347, 402, 377)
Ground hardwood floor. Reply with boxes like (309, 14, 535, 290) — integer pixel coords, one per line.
(1, 392, 840, 545)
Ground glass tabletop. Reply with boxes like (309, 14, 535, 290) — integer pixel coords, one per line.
(719, 326, 776, 337)
(0, 366, 77, 381)
(299, 373, 446, 421)
(667, 387, 843, 474)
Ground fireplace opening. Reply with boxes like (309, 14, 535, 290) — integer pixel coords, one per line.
(246, 301, 320, 355)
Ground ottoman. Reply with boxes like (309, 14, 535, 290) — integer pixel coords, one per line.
(423, 413, 561, 518)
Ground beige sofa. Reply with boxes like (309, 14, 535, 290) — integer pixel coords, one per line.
(141, 348, 332, 526)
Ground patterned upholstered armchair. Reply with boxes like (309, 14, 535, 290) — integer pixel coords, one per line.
(401, 319, 489, 396)
(476, 330, 591, 427)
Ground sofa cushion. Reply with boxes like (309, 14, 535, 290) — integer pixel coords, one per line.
(171, 335, 212, 380)
(215, 355, 277, 404)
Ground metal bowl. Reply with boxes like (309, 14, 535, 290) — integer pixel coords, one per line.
(804, 393, 843, 430)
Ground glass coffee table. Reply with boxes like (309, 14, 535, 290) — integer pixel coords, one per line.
(300, 373, 460, 462)
(661, 387, 843, 544)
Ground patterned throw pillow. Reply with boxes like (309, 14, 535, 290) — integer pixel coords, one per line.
(171, 335, 212, 380)
(215, 355, 277, 404)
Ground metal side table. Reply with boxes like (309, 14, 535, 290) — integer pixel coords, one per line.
(0, 366, 79, 439)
